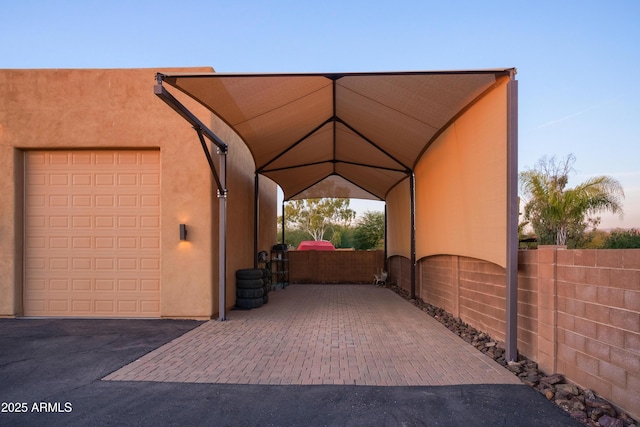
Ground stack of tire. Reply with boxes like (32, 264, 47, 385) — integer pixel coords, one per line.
(235, 268, 270, 309)
(260, 268, 271, 304)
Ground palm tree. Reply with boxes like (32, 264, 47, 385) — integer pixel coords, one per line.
(519, 154, 624, 246)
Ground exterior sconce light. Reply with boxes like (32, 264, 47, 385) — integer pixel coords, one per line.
(179, 224, 187, 241)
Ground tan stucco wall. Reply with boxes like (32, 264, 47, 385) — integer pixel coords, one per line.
(0, 68, 277, 318)
(258, 175, 278, 255)
(208, 115, 278, 316)
(384, 80, 509, 267)
(385, 177, 411, 259)
(415, 80, 508, 268)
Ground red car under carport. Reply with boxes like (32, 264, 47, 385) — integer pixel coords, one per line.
(297, 240, 336, 251)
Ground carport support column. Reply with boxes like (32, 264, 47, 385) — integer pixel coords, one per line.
(218, 148, 228, 321)
(505, 73, 519, 361)
(254, 173, 259, 268)
(282, 200, 286, 245)
(410, 172, 416, 299)
(384, 204, 388, 270)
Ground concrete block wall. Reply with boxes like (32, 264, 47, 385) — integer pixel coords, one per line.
(457, 257, 507, 343)
(535, 246, 561, 376)
(388, 255, 412, 293)
(289, 250, 384, 283)
(388, 248, 640, 420)
(517, 250, 539, 360)
(553, 248, 640, 419)
(419, 255, 459, 316)
(414, 255, 509, 340)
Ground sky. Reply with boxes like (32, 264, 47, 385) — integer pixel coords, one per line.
(2, 0, 639, 229)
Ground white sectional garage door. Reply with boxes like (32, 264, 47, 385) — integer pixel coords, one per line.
(24, 150, 161, 317)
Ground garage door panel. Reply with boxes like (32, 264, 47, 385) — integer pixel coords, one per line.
(50, 279, 70, 291)
(141, 216, 160, 228)
(72, 300, 93, 312)
(140, 301, 160, 314)
(48, 300, 69, 313)
(141, 237, 160, 249)
(73, 279, 92, 291)
(141, 173, 160, 185)
(49, 174, 69, 186)
(50, 216, 69, 228)
(50, 258, 69, 270)
(26, 236, 46, 249)
(141, 279, 160, 291)
(49, 195, 70, 207)
(71, 152, 92, 164)
(71, 194, 92, 207)
(72, 173, 92, 186)
(140, 258, 160, 271)
(28, 279, 46, 291)
(24, 150, 161, 317)
(118, 174, 138, 185)
(95, 173, 115, 186)
(28, 173, 47, 185)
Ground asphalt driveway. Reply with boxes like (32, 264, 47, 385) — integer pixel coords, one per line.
(0, 307, 581, 426)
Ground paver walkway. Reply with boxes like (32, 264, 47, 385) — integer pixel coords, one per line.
(104, 285, 521, 386)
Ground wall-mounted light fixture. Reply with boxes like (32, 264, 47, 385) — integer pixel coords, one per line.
(179, 224, 187, 241)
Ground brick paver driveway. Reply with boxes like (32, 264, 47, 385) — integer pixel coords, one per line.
(105, 285, 520, 386)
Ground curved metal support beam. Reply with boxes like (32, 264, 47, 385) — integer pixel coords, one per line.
(262, 159, 406, 174)
(335, 117, 411, 173)
(286, 172, 384, 202)
(154, 82, 227, 194)
(154, 80, 229, 322)
(257, 116, 334, 172)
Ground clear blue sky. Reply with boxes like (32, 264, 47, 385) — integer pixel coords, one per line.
(2, 0, 639, 228)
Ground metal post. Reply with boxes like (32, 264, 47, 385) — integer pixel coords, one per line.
(254, 174, 259, 268)
(384, 203, 388, 271)
(505, 73, 519, 361)
(410, 173, 416, 299)
(218, 147, 228, 321)
(281, 200, 286, 245)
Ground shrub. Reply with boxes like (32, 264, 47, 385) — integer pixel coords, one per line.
(603, 228, 640, 249)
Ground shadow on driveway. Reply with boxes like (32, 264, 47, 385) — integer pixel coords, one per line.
(0, 319, 581, 426)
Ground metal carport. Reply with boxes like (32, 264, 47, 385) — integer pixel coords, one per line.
(153, 69, 518, 360)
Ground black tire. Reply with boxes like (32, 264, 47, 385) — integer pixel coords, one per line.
(262, 285, 270, 295)
(263, 293, 269, 304)
(236, 278, 264, 289)
(235, 297, 264, 309)
(236, 268, 263, 280)
(236, 287, 264, 299)
(261, 268, 271, 286)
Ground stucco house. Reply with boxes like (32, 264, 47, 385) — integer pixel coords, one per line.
(4, 68, 639, 422)
(1, 67, 519, 327)
(0, 68, 277, 319)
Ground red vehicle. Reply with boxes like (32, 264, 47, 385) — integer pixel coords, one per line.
(297, 240, 336, 251)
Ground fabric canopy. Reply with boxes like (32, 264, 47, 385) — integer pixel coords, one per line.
(157, 69, 514, 201)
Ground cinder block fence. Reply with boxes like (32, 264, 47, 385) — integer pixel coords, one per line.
(289, 250, 385, 284)
(389, 247, 640, 420)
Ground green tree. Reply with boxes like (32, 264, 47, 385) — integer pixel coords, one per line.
(284, 198, 355, 243)
(277, 225, 309, 249)
(353, 211, 385, 250)
(519, 154, 624, 247)
(603, 228, 640, 249)
(579, 228, 610, 249)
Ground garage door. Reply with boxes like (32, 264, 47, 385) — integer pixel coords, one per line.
(24, 150, 161, 317)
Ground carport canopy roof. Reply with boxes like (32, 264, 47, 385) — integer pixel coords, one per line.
(158, 69, 515, 201)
